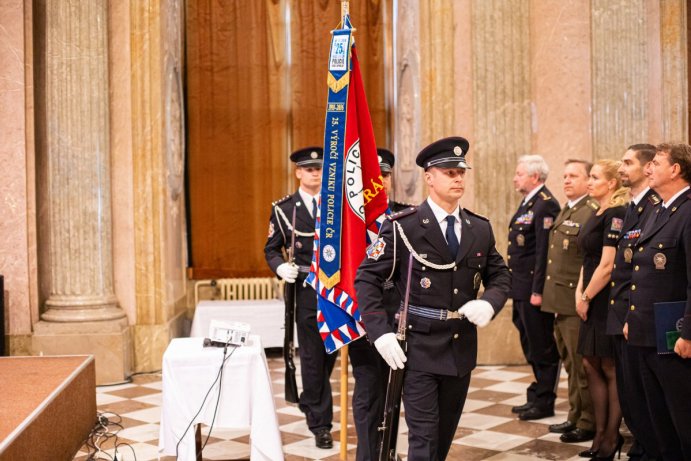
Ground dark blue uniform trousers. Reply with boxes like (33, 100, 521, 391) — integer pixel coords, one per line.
(296, 283, 337, 434)
(512, 299, 560, 410)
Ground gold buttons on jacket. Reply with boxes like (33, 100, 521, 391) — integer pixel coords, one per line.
(454, 288, 458, 294)
(634, 265, 639, 271)
(547, 275, 551, 280)
(453, 333, 459, 339)
(631, 284, 636, 291)
(610, 300, 614, 305)
(630, 305, 635, 311)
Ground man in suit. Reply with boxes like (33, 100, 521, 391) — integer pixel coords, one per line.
(624, 143, 691, 460)
(264, 146, 336, 449)
(355, 136, 511, 460)
(541, 159, 598, 443)
(606, 144, 660, 460)
(507, 155, 561, 421)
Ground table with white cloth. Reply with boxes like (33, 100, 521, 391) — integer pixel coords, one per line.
(190, 299, 289, 348)
(158, 336, 284, 461)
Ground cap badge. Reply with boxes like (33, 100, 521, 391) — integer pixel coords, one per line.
(378, 155, 383, 163)
(453, 146, 463, 156)
(310, 151, 318, 159)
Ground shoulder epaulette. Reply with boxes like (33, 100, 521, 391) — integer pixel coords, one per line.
(539, 191, 552, 201)
(393, 200, 416, 208)
(649, 194, 661, 205)
(272, 194, 291, 206)
(387, 206, 417, 220)
(587, 198, 600, 210)
(464, 208, 489, 221)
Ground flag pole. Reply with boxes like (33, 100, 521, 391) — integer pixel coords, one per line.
(338, 0, 350, 457)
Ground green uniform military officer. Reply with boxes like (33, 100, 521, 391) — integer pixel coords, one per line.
(355, 136, 511, 460)
(541, 159, 598, 443)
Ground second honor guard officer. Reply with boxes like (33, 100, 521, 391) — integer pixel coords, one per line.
(355, 137, 511, 460)
(378, 147, 413, 213)
(264, 147, 336, 449)
(508, 155, 561, 420)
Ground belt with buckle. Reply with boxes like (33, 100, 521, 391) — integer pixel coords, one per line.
(297, 265, 311, 273)
(407, 304, 463, 321)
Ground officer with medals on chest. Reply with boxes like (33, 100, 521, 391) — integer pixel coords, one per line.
(264, 147, 336, 449)
(507, 155, 561, 421)
(541, 160, 599, 443)
(606, 144, 660, 461)
(624, 143, 691, 460)
(355, 137, 511, 461)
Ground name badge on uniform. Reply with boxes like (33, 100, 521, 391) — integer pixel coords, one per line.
(420, 277, 431, 289)
(516, 234, 525, 247)
(654, 253, 666, 270)
(473, 272, 481, 290)
(623, 247, 633, 263)
(562, 238, 570, 250)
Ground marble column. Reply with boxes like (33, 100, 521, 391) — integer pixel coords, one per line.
(33, 0, 130, 384)
(591, 0, 649, 159)
(660, 0, 688, 142)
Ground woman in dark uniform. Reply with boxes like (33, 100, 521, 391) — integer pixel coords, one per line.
(575, 159, 628, 460)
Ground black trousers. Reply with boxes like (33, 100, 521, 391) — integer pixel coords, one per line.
(512, 299, 560, 409)
(296, 283, 337, 434)
(613, 336, 659, 458)
(629, 345, 691, 460)
(402, 369, 471, 461)
(349, 338, 389, 461)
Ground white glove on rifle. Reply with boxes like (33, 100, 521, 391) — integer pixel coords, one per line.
(276, 262, 299, 283)
(374, 333, 407, 370)
(458, 299, 494, 328)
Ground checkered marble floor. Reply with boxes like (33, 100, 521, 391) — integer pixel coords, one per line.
(73, 351, 635, 461)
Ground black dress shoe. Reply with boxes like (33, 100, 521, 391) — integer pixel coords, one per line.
(549, 420, 576, 433)
(578, 448, 597, 457)
(511, 402, 534, 413)
(315, 429, 333, 449)
(518, 406, 555, 420)
(560, 428, 596, 443)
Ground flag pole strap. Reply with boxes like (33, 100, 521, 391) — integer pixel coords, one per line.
(340, 345, 349, 460)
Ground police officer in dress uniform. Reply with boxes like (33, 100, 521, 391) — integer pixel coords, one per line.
(541, 159, 598, 443)
(379, 148, 414, 213)
(606, 144, 660, 461)
(624, 143, 691, 460)
(507, 155, 561, 421)
(346, 147, 410, 461)
(355, 137, 511, 461)
(264, 147, 336, 449)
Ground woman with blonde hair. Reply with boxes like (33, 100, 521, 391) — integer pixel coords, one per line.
(574, 159, 629, 459)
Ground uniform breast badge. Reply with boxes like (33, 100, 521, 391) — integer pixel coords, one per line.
(562, 238, 570, 250)
(420, 277, 431, 289)
(654, 253, 667, 270)
(473, 272, 481, 290)
(543, 217, 553, 229)
(623, 248, 633, 263)
(295, 241, 303, 249)
(516, 234, 525, 247)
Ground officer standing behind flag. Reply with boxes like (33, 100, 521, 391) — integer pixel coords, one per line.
(624, 143, 691, 460)
(606, 144, 660, 460)
(345, 148, 409, 461)
(355, 137, 511, 461)
(379, 148, 414, 213)
(507, 155, 561, 421)
(264, 147, 336, 449)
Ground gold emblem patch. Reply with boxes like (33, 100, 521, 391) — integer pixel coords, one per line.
(654, 252, 666, 270)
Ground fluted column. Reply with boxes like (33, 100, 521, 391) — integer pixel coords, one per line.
(660, 0, 688, 142)
(40, 0, 124, 323)
(591, 0, 649, 159)
(472, 0, 531, 256)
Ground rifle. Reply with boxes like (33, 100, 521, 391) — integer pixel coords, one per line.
(283, 206, 299, 404)
(378, 252, 414, 461)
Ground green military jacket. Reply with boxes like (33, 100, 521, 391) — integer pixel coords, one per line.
(541, 195, 599, 316)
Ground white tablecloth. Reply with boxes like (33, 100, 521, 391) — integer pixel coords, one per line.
(190, 299, 288, 348)
(158, 336, 284, 461)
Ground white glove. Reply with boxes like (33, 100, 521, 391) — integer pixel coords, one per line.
(374, 333, 407, 370)
(276, 262, 299, 283)
(458, 299, 494, 328)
